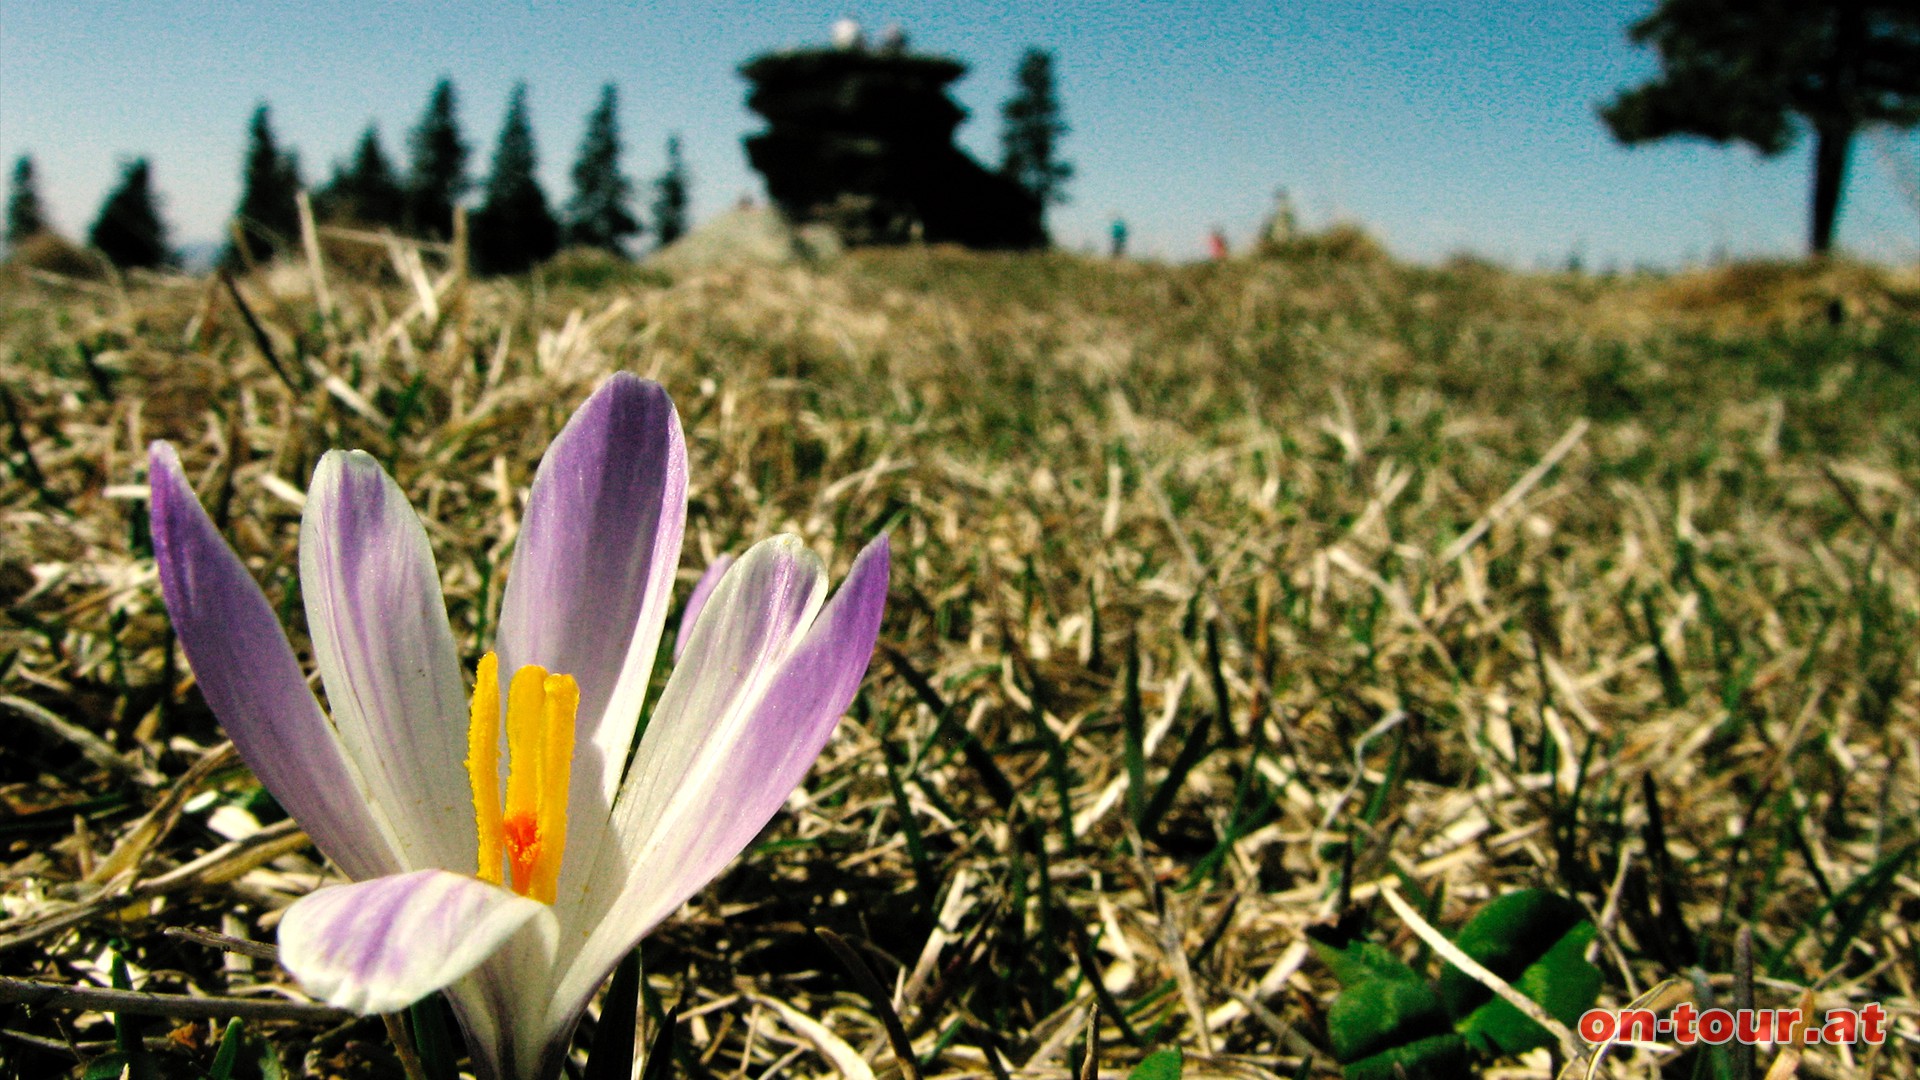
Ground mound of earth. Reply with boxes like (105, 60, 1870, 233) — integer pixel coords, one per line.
(648, 206, 841, 273)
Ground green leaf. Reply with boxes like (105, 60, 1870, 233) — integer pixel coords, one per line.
(1327, 976, 1452, 1064)
(408, 996, 459, 1080)
(587, 950, 643, 1080)
(255, 1032, 288, 1080)
(205, 1019, 245, 1080)
(84, 1053, 131, 1080)
(1436, 889, 1584, 1016)
(1438, 891, 1603, 1055)
(1340, 1032, 1474, 1080)
(1126, 1047, 1184, 1080)
(1309, 937, 1421, 989)
(96, 946, 161, 1079)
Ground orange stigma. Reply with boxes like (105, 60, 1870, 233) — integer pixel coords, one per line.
(465, 651, 578, 904)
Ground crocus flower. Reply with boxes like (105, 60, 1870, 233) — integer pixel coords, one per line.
(148, 374, 889, 1080)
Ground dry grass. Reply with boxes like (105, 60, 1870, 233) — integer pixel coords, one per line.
(1, 242, 1917, 1079)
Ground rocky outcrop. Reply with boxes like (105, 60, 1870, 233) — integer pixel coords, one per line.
(740, 47, 1044, 250)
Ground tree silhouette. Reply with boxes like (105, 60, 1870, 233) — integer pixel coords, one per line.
(1601, 0, 1920, 255)
(565, 84, 641, 254)
(89, 158, 171, 269)
(7, 155, 49, 247)
(407, 78, 470, 241)
(471, 82, 560, 275)
(223, 104, 304, 268)
(651, 134, 689, 246)
(317, 125, 407, 230)
(999, 49, 1073, 217)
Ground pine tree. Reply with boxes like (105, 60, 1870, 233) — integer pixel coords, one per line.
(315, 125, 407, 230)
(471, 82, 560, 275)
(223, 103, 304, 268)
(88, 158, 170, 269)
(651, 134, 689, 246)
(564, 84, 641, 254)
(999, 49, 1073, 212)
(407, 78, 470, 241)
(7, 155, 49, 247)
(1601, 0, 1920, 255)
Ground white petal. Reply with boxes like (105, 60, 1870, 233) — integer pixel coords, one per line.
(278, 870, 552, 1016)
(300, 451, 474, 874)
(148, 442, 402, 881)
(673, 552, 736, 662)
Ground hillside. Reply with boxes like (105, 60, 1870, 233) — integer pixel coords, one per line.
(2, 244, 1917, 1079)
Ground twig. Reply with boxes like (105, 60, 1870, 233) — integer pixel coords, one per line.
(1376, 882, 1584, 1061)
(0, 975, 350, 1022)
(162, 926, 279, 961)
(1439, 417, 1589, 563)
(1818, 462, 1920, 574)
(1, 694, 163, 787)
(0, 818, 309, 954)
(814, 927, 923, 1080)
(296, 189, 335, 322)
(382, 1011, 431, 1080)
(219, 270, 301, 394)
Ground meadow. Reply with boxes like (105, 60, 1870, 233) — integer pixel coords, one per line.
(1, 236, 1917, 1079)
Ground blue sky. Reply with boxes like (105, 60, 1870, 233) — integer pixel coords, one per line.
(2, 0, 1916, 265)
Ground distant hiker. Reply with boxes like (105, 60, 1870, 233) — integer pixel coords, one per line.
(832, 17, 865, 49)
(1109, 216, 1128, 258)
(878, 22, 908, 53)
(1208, 228, 1228, 260)
(1262, 187, 1296, 248)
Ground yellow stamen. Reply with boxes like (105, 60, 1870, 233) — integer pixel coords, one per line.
(465, 652, 503, 885)
(531, 673, 577, 903)
(465, 653, 580, 905)
(502, 664, 547, 894)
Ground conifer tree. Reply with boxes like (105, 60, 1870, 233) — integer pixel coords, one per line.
(651, 134, 689, 246)
(1601, 0, 1920, 255)
(316, 125, 407, 230)
(223, 104, 304, 268)
(999, 49, 1073, 213)
(407, 78, 470, 240)
(88, 158, 170, 269)
(7, 155, 49, 247)
(564, 84, 641, 254)
(471, 82, 560, 275)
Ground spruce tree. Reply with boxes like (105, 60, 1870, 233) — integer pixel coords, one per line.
(317, 125, 407, 229)
(1601, 0, 1920, 255)
(651, 134, 689, 246)
(88, 158, 170, 269)
(471, 82, 560, 275)
(7, 155, 49, 247)
(999, 49, 1073, 212)
(223, 103, 304, 268)
(407, 78, 470, 240)
(564, 84, 641, 254)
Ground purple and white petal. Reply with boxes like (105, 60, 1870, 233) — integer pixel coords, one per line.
(672, 552, 736, 662)
(553, 535, 887, 1029)
(300, 451, 474, 874)
(495, 374, 687, 808)
(641, 533, 889, 894)
(547, 536, 826, 1009)
(279, 870, 551, 1016)
(442, 927, 578, 1080)
(148, 442, 400, 881)
(604, 534, 827, 864)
